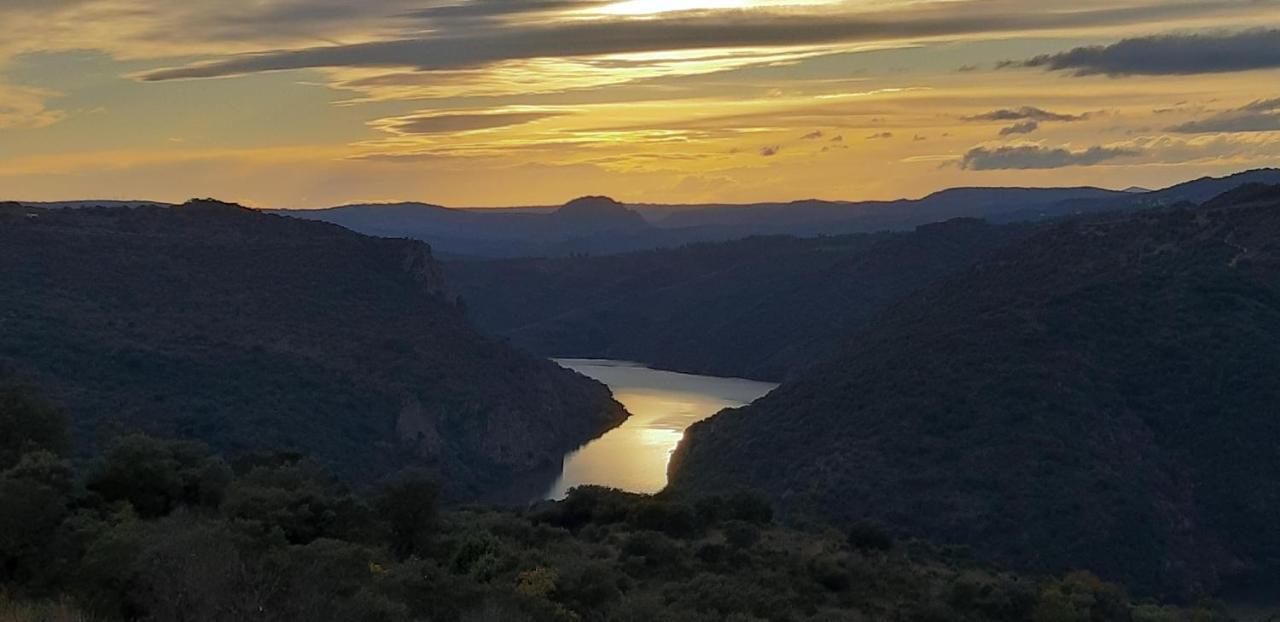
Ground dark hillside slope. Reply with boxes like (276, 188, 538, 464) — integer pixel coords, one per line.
(0, 201, 624, 495)
(670, 186, 1280, 598)
(449, 218, 1030, 381)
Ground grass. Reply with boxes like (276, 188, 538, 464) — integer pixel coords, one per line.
(0, 598, 94, 622)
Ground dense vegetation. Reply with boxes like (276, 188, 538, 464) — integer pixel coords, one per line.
(671, 185, 1280, 599)
(0, 387, 1227, 621)
(0, 201, 623, 496)
(449, 219, 1029, 381)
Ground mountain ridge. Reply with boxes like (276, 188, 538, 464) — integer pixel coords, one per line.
(0, 199, 625, 496)
(268, 169, 1280, 257)
(669, 184, 1280, 599)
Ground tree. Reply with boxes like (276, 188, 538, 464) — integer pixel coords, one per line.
(0, 385, 68, 470)
(85, 435, 231, 518)
(374, 469, 439, 560)
(847, 521, 893, 553)
(222, 461, 370, 546)
(0, 451, 74, 584)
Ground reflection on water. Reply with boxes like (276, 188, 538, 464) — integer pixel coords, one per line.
(546, 359, 778, 499)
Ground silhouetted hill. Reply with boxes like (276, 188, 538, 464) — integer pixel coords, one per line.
(0, 200, 624, 496)
(449, 218, 1030, 381)
(1001, 169, 1280, 224)
(1143, 169, 1280, 205)
(267, 170, 1278, 258)
(19, 200, 172, 209)
(657, 187, 1126, 230)
(276, 196, 653, 258)
(550, 195, 649, 230)
(670, 185, 1280, 598)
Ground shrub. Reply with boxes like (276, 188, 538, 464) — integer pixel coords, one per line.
(0, 386, 68, 471)
(221, 461, 369, 545)
(85, 436, 230, 519)
(630, 501, 698, 538)
(374, 469, 439, 560)
(0, 452, 75, 584)
(847, 521, 893, 553)
(726, 493, 774, 525)
(722, 521, 760, 550)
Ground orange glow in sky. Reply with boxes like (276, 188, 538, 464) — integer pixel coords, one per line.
(0, 0, 1278, 207)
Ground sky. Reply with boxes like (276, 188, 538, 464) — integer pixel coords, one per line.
(1, 0, 1279, 207)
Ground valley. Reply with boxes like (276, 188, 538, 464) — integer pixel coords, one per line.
(7, 4, 1280, 619)
(544, 360, 777, 499)
(4, 171, 1280, 619)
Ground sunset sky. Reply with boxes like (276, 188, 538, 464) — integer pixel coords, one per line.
(2, 0, 1279, 207)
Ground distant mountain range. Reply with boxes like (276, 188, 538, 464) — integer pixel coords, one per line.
(0, 200, 624, 496)
(19, 169, 1280, 260)
(669, 184, 1280, 599)
(271, 168, 1280, 258)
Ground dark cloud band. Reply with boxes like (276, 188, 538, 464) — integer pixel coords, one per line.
(1171, 98, 1280, 133)
(379, 111, 566, 134)
(961, 144, 1138, 170)
(964, 107, 1086, 122)
(1010, 29, 1280, 77)
(137, 1, 1268, 81)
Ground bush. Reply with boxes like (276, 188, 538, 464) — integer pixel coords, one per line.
(374, 469, 438, 560)
(0, 386, 68, 471)
(692, 493, 774, 527)
(557, 562, 623, 611)
(847, 521, 893, 553)
(808, 555, 851, 592)
(621, 531, 681, 567)
(451, 531, 503, 582)
(85, 436, 230, 519)
(630, 501, 698, 538)
(221, 461, 369, 545)
(722, 521, 760, 550)
(726, 493, 774, 525)
(0, 452, 75, 584)
(535, 487, 633, 530)
(695, 543, 726, 565)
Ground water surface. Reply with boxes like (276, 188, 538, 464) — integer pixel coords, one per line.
(546, 359, 778, 499)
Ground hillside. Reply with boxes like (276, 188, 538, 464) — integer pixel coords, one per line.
(670, 185, 1280, 599)
(0, 406, 1218, 622)
(449, 218, 1030, 381)
(0, 201, 624, 496)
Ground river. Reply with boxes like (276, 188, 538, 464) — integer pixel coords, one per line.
(545, 359, 778, 499)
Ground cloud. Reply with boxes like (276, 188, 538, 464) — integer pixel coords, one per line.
(1000, 120, 1039, 136)
(964, 107, 1086, 122)
(1170, 98, 1280, 133)
(404, 0, 612, 21)
(0, 84, 64, 129)
(961, 143, 1138, 170)
(135, 1, 1274, 81)
(801, 130, 824, 140)
(760, 145, 781, 156)
(372, 110, 566, 135)
(867, 132, 893, 140)
(1009, 28, 1280, 77)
